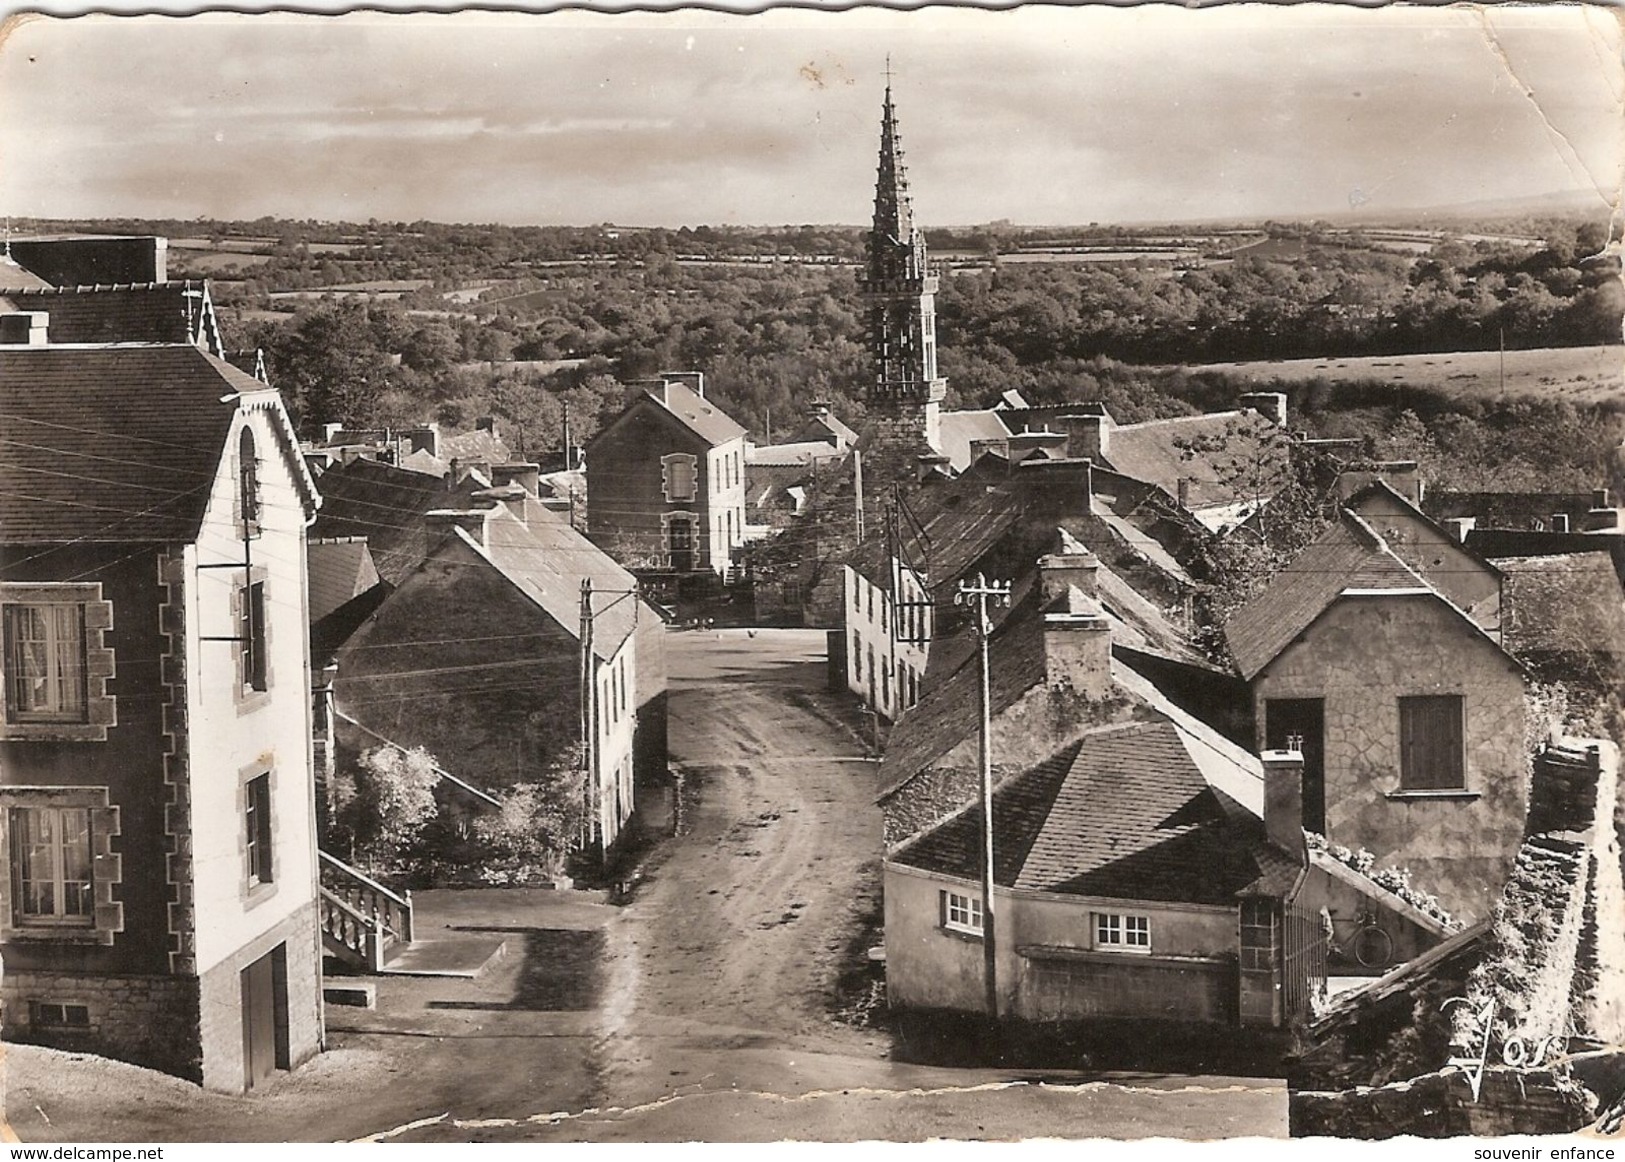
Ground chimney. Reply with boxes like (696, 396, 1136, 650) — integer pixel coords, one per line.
(1594, 488, 1611, 509)
(0, 311, 48, 346)
(809, 400, 831, 420)
(1552, 513, 1571, 534)
(1176, 477, 1191, 509)
(1059, 412, 1111, 461)
(660, 370, 705, 399)
(472, 483, 529, 525)
(1443, 516, 1476, 543)
(1038, 529, 1099, 602)
(1039, 535, 1111, 697)
(405, 423, 441, 459)
(475, 415, 498, 435)
(491, 462, 541, 496)
(426, 506, 495, 548)
(1260, 750, 1307, 858)
(322, 422, 345, 444)
(1239, 391, 1289, 428)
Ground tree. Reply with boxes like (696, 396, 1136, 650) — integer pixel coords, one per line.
(332, 745, 440, 872)
(473, 743, 588, 881)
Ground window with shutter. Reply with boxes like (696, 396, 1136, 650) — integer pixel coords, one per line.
(1399, 695, 1465, 790)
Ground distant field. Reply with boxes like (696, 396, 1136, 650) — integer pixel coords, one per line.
(170, 251, 274, 273)
(1178, 344, 1625, 406)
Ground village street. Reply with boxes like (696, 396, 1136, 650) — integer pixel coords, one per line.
(385, 627, 1291, 1142)
(0, 628, 1286, 1143)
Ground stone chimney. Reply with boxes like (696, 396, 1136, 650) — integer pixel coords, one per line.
(1039, 533, 1111, 697)
(0, 311, 48, 346)
(1552, 513, 1571, 534)
(426, 506, 495, 548)
(1177, 477, 1191, 509)
(475, 415, 498, 435)
(1260, 749, 1306, 858)
(491, 462, 541, 496)
(322, 422, 345, 444)
(1059, 412, 1112, 461)
(1443, 516, 1476, 543)
(1240, 391, 1289, 428)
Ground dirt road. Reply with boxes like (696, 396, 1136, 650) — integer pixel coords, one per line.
(1, 628, 1288, 1142)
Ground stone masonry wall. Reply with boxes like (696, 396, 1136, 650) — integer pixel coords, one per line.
(2, 969, 202, 1081)
(197, 898, 324, 1093)
(1254, 595, 1527, 924)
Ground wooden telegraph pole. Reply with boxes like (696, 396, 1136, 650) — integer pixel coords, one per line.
(955, 572, 1012, 1025)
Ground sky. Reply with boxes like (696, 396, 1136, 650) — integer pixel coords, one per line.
(0, 4, 1620, 228)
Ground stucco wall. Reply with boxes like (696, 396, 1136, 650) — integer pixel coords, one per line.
(884, 862, 1241, 1023)
(188, 405, 320, 977)
(843, 565, 930, 722)
(1252, 594, 1527, 924)
(1350, 490, 1501, 629)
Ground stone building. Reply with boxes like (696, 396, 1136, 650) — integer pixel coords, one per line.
(0, 340, 325, 1091)
(880, 548, 1315, 1030)
(1225, 507, 1529, 924)
(585, 372, 748, 579)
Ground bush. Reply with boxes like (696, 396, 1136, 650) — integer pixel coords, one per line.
(332, 744, 440, 873)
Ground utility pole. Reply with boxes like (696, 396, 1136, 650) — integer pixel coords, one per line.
(955, 572, 1012, 1026)
(579, 578, 595, 852)
(853, 448, 866, 542)
(563, 401, 573, 471)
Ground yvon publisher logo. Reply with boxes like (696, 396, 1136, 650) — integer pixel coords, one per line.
(1444, 996, 1563, 1102)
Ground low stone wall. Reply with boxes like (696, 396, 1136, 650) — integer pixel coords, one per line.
(2, 969, 203, 1081)
(1291, 1066, 1596, 1138)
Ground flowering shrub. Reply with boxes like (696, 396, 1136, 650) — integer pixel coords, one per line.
(1306, 831, 1460, 931)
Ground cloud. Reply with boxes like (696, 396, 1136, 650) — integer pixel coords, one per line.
(1, 6, 1618, 225)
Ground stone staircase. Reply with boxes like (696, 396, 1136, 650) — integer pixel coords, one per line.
(318, 850, 414, 973)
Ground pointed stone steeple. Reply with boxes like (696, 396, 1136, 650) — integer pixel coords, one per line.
(857, 79, 947, 479)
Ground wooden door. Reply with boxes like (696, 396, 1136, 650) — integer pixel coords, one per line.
(241, 951, 278, 1090)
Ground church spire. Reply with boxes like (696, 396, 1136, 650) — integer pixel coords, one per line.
(867, 82, 927, 286)
(856, 75, 946, 471)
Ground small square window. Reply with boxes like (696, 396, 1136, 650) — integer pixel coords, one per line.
(1095, 912, 1150, 951)
(943, 890, 983, 935)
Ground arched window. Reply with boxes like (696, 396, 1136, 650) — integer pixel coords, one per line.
(238, 427, 261, 536)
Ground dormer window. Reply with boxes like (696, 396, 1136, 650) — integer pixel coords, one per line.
(238, 427, 261, 537)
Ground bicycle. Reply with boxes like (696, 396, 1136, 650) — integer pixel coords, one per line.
(1323, 903, 1394, 970)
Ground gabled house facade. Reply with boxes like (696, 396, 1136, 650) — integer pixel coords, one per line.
(330, 487, 662, 855)
(586, 373, 748, 578)
(1225, 508, 1529, 924)
(880, 549, 1316, 1030)
(0, 342, 325, 1092)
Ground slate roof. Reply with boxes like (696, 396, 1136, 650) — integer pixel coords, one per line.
(440, 426, 512, 465)
(935, 409, 1008, 472)
(890, 717, 1295, 905)
(1224, 512, 1432, 680)
(2, 282, 223, 356)
(791, 410, 858, 447)
(308, 457, 468, 586)
(461, 496, 639, 660)
(1104, 409, 1286, 512)
(0, 256, 52, 291)
(0, 345, 263, 545)
(308, 537, 381, 623)
(877, 596, 1049, 793)
(1492, 551, 1625, 660)
(650, 382, 746, 447)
